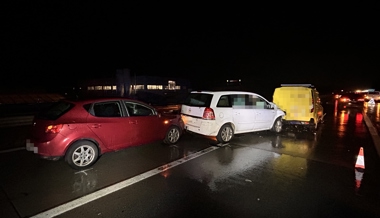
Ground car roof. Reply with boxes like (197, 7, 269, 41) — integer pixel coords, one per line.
(191, 90, 261, 95)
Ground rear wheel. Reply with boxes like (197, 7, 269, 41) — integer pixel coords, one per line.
(216, 124, 234, 143)
(309, 119, 317, 132)
(66, 141, 99, 170)
(164, 126, 181, 145)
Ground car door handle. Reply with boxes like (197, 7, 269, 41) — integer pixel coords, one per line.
(129, 120, 138, 124)
(91, 124, 101, 128)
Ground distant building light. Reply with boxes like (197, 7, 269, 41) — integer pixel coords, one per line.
(112, 85, 117, 90)
(104, 86, 112, 90)
(131, 85, 144, 90)
(167, 80, 176, 90)
(147, 85, 163, 90)
(88, 86, 94, 90)
(95, 86, 103, 90)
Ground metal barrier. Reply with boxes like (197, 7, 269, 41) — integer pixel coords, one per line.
(0, 116, 34, 128)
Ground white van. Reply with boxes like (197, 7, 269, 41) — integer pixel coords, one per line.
(180, 91, 285, 143)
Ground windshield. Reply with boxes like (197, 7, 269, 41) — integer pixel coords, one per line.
(183, 93, 213, 107)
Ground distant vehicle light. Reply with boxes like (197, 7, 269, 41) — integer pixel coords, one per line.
(340, 97, 350, 102)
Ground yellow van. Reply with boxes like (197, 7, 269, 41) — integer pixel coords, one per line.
(272, 84, 324, 131)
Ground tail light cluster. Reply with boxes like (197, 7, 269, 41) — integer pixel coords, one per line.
(203, 107, 215, 120)
(45, 124, 63, 134)
(339, 97, 351, 102)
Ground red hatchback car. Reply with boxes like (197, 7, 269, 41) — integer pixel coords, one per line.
(26, 97, 184, 170)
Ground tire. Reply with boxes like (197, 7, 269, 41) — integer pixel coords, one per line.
(66, 141, 99, 170)
(309, 119, 317, 132)
(271, 117, 282, 133)
(216, 124, 234, 143)
(163, 126, 181, 145)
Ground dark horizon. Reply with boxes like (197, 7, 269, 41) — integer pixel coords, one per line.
(2, 3, 379, 96)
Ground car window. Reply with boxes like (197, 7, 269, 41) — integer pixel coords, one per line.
(183, 93, 213, 107)
(230, 94, 247, 108)
(216, 95, 231, 107)
(93, 101, 122, 117)
(230, 94, 270, 109)
(124, 102, 155, 116)
(256, 97, 271, 109)
(35, 101, 74, 120)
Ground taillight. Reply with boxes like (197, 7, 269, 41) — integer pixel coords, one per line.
(45, 124, 63, 134)
(340, 97, 350, 102)
(203, 107, 215, 120)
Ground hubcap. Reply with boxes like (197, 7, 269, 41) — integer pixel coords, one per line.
(222, 126, 233, 142)
(72, 145, 96, 167)
(168, 128, 180, 143)
(275, 120, 282, 132)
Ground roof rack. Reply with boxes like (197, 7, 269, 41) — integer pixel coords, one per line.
(280, 84, 314, 87)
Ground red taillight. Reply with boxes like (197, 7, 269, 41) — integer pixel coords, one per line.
(203, 107, 215, 120)
(45, 124, 63, 134)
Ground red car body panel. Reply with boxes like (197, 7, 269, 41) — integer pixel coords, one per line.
(27, 97, 184, 160)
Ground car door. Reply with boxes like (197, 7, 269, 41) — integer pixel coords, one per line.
(231, 94, 255, 131)
(252, 96, 276, 130)
(86, 100, 138, 150)
(124, 101, 162, 145)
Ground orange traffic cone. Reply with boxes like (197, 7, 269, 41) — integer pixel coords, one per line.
(355, 147, 365, 171)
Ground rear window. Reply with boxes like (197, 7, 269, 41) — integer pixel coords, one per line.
(183, 93, 213, 107)
(36, 101, 74, 120)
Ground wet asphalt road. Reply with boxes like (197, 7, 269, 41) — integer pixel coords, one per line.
(1, 101, 380, 218)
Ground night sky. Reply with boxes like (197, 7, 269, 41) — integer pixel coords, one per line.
(2, 2, 380, 94)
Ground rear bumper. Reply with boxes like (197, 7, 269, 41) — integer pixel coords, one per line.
(283, 120, 313, 125)
(25, 136, 67, 158)
(184, 121, 219, 136)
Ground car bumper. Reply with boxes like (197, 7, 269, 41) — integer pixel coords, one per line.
(283, 120, 312, 125)
(184, 121, 219, 136)
(26, 135, 67, 158)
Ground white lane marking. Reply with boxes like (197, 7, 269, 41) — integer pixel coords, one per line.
(0, 147, 25, 154)
(363, 112, 380, 157)
(30, 146, 220, 218)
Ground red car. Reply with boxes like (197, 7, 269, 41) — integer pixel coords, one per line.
(26, 97, 184, 170)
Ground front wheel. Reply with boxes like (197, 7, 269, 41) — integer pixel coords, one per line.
(164, 126, 181, 145)
(271, 117, 282, 133)
(216, 124, 234, 143)
(66, 141, 99, 170)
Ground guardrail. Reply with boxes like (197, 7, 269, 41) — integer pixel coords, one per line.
(0, 116, 34, 128)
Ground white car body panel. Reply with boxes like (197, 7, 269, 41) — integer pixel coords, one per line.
(181, 91, 285, 140)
